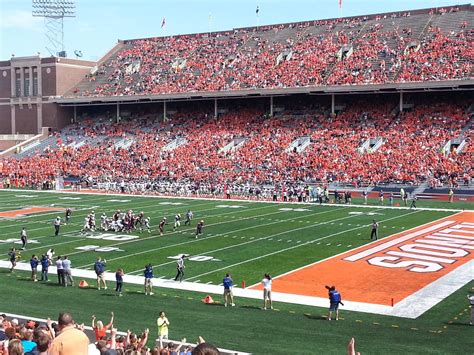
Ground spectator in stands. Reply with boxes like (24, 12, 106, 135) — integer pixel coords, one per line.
(20, 327, 36, 352)
(157, 311, 170, 342)
(92, 312, 114, 341)
(7, 339, 23, 355)
(48, 312, 89, 355)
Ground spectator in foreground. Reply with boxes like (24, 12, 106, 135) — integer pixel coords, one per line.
(192, 341, 220, 355)
(157, 311, 170, 341)
(347, 337, 360, 355)
(92, 312, 114, 341)
(8, 339, 23, 355)
(48, 313, 89, 355)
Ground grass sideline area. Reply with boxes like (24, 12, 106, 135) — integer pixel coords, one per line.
(0, 272, 472, 354)
(0, 189, 472, 353)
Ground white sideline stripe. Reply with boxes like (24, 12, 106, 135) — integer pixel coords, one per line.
(248, 211, 464, 287)
(0, 188, 468, 212)
(3, 258, 470, 319)
(344, 220, 455, 261)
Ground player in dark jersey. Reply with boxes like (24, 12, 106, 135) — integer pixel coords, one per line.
(65, 208, 72, 224)
(195, 220, 204, 239)
(159, 217, 167, 236)
(8, 248, 18, 272)
(370, 219, 379, 240)
(136, 211, 145, 231)
(184, 210, 193, 226)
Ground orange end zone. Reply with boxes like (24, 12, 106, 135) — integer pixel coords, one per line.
(0, 206, 65, 219)
(251, 211, 474, 306)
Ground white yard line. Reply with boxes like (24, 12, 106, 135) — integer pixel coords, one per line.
(127, 208, 372, 274)
(2, 255, 468, 319)
(186, 210, 420, 281)
(0, 198, 260, 248)
(77, 207, 348, 269)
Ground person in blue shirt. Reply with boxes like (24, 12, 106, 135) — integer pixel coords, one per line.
(223, 273, 235, 307)
(115, 268, 124, 296)
(144, 264, 154, 295)
(40, 254, 50, 281)
(94, 257, 107, 290)
(326, 285, 343, 320)
(30, 255, 39, 282)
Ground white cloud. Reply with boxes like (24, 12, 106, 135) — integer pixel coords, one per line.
(1, 10, 43, 30)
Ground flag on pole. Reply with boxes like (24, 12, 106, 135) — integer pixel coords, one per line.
(339, 0, 342, 9)
(161, 17, 166, 28)
(256, 6, 259, 14)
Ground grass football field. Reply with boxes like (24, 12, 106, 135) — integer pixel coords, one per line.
(0, 189, 472, 354)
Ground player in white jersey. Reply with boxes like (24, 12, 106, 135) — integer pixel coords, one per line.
(143, 217, 151, 233)
(173, 214, 181, 231)
(101, 213, 108, 231)
(81, 217, 92, 234)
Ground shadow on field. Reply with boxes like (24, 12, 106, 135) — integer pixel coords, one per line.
(304, 314, 326, 321)
(239, 305, 262, 310)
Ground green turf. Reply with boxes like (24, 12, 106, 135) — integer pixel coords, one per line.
(0, 190, 472, 354)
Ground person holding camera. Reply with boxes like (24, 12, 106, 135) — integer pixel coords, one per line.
(326, 285, 344, 321)
(94, 257, 107, 290)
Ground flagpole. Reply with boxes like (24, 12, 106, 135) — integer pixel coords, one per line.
(256, 6, 260, 29)
(208, 12, 212, 35)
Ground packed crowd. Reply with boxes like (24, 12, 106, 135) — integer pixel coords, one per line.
(0, 313, 219, 355)
(0, 98, 471, 190)
(69, 7, 473, 98)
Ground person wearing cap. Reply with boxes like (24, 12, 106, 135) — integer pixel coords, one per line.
(195, 220, 204, 239)
(20, 227, 28, 250)
(53, 217, 61, 237)
(159, 217, 167, 236)
(223, 273, 235, 307)
(174, 255, 185, 282)
(30, 255, 39, 282)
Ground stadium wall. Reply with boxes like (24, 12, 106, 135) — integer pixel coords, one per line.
(0, 56, 93, 134)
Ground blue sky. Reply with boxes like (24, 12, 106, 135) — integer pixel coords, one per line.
(0, 0, 469, 61)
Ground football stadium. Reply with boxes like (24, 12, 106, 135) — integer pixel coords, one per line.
(0, 1, 473, 354)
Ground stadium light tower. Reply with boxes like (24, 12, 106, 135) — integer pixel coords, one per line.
(32, 0, 76, 57)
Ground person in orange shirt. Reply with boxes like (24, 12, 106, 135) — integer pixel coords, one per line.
(49, 313, 89, 355)
(92, 312, 114, 342)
